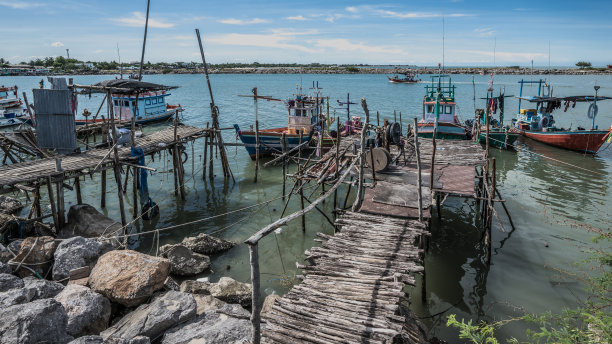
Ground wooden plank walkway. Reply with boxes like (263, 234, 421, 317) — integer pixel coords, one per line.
(0, 125, 206, 187)
(262, 211, 428, 344)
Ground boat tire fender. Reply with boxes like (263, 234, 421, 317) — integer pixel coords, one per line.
(587, 103, 598, 119)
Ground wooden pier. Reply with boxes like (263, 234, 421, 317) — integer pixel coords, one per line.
(262, 211, 428, 343)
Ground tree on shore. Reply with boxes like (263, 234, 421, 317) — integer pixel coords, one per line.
(576, 61, 592, 69)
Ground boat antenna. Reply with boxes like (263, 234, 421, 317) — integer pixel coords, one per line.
(493, 36, 496, 67)
(137, 0, 151, 81)
(117, 43, 122, 79)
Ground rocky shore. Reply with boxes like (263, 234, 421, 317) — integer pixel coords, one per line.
(0, 197, 257, 344)
(44, 66, 612, 77)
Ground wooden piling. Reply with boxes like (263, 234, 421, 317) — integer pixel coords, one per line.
(46, 176, 58, 230)
(74, 177, 82, 204)
(34, 184, 41, 218)
(352, 99, 370, 212)
(248, 243, 261, 344)
(333, 118, 340, 221)
(369, 146, 376, 185)
(299, 131, 305, 232)
(177, 135, 186, 200)
(56, 179, 65, 229)
(208, 124, 214, 180)
(203, 122, 209, 179)
(281, 133, 286, 201)
(107, 91, 127, 227)
(413, 119, 423, 222)
(132, 166, 139, 219)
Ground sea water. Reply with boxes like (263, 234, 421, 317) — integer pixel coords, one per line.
(2, 73, 611, 341)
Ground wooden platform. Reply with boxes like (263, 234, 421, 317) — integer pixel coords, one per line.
(0, 125, 206, 189)
(262, 211, 428, 344)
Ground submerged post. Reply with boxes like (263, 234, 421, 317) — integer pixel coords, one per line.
(281, 133, 286, 201)
(254, 87, 259, 183)
(248, 243, 261, 344)
(203, 122, 209, 179)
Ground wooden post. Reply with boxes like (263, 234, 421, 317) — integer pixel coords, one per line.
(208, 124, 214, 180)
(376, 111, 380, 126)
(430, 128, 437, 189)
(107, 92, 127, 227)
(414, 118, 423, 222)
(74, 177, 82, 204)
(248, 243, 261, 344)
(46, 176, 58, 230)
(333, 117, 340, 222)
(133, 166, 139, 219)
(101, 165, 107, 208)
(203, 122, 209, 179)
(56, 179, 65, 229)
(34, 184, 42, 218)
(486, 158, 496, 264)
(369, 146, 376, 185)
(177, 135, 186, 200)
(137, 0, 150, 81)
(399, 111, 402, 133)
(281, 133, 286, 201)
(298, 131, 305, 232)
(122, 165, 129, 194)
(352, 99, 370, 212)
(254, 88, 259, 183)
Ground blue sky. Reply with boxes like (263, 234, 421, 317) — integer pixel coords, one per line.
(1, 0, 611, 66)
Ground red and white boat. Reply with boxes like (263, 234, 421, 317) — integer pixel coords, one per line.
(512, 79, 612, 154)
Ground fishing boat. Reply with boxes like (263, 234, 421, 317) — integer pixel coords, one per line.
(387, 72, 420, 84)
(75, 79, 182, 126)
(416, 74, 467, 139)
(234, 88, 319, 160)
(0, 85, 28, 127)
(470, 76, 519, 149)
(511, 79, 612, 154)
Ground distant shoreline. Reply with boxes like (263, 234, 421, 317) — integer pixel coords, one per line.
(5, 66, 612, 77)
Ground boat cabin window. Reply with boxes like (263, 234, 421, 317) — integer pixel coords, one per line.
(445, 106, 453, 114)
(113, 100, 119, 106)
(145, 99, 151, 105)
(426, 105, 434, 113)
(122, 100, 129, 107)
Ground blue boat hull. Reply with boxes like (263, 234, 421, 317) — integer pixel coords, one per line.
(234, 124, 312, 160)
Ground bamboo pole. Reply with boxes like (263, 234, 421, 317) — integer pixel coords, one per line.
(34, 184, 41, 218)
(333, 118, 340, 222)
(299, 131, 305, 232)
(208, 124, 214, 180)
(74, 177, 82, 204)
(177, 135, 186, 200)
(203, 122, 209, 179)
(254, 88, 260, 183)
(132, 166, 138, 219)
(369, 146, 376, 186)
(137, 0, 150, 81)
(351, 99, 370, 212)
(107, 92, 127, 227)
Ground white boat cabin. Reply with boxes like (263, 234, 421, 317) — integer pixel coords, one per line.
(112, 91, 171, 121)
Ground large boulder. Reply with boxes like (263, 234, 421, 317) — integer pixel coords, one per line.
(55, 284, 111, 337)
(161, 304, 251, 344)
(181, 233, 235, 255)
(0, 298, 72, 344)
(68, 335, 150, 344)
(179, 277, 251, 308)
(23, 276, 64, 300)
(0, 195, 23, 215)
(0, 288, 30, 307)
(9, 236, 58, 278)
(0, 273, 23, 292)
(159, 244, 210, 276)
(60, 204, 122, 239)
(193, 294, 227, 315)
(101, 291, 196, 341)
(53, 236, 112, 281)
(88, 250, 170, 307)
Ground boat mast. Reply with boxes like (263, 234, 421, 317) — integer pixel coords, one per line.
(137, 0, 150, 81)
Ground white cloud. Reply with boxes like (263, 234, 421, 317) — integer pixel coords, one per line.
(346, 6, 358, 13)
(474, 28, 496, 37)
(51, 41, 64, 47)
(286, 15, 307, 21)
(0, 1, 42, 9)
(207, 29, 317, 53)
(377, 10, 471, 19)
(218, 18, 269, 25)
(311, 38, 402, 55)
(111, 12, 174, 29)
(93, 49, 103, 54)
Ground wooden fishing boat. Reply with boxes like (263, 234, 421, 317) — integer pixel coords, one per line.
(235, 88, 320, 160)
(511, 79, 612, 154)
(471, 75, 519, 149)
(416, 74, 467, 139)
(387, 72, 420, 84)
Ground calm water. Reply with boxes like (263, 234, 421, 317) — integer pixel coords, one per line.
(2, 73, 611, 341)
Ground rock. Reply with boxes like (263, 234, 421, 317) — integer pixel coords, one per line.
(101, 291, 196, 341)
(55, 284, 111, 337)
(53, 236, 112, 281)
(0, 288, 30, 307)
(159, 244, 210, 276)
(88, 250, 170, 307)
(0, 261, 11, 274)
(261, 294, 280, 319)
(161, 304, 251, 344)
(179, 280, 211, 294)
(0, 239, 23, 264)
(181, 233, 235, 255)
(0, 273, 23, 292)
(0, 195, 23, 215)
(9, 236, 58, 278)
(60, 204, 122, 239)
(208, 277, 252, 307)
(0, 298, 72, 344)
(22, 276, 64, 300)
(163, 277, 179, 291)
(68, 335, 104, 344)
(193, 294, 226, 315)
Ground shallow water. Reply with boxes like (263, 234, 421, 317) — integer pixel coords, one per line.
(2, 73, 611, 341)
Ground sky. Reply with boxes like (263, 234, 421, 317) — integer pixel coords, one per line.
(1, 0, 611, 66)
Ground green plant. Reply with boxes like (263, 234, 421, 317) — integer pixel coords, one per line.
(345, 66, 359, 73)
(576, 61, 592, 68)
